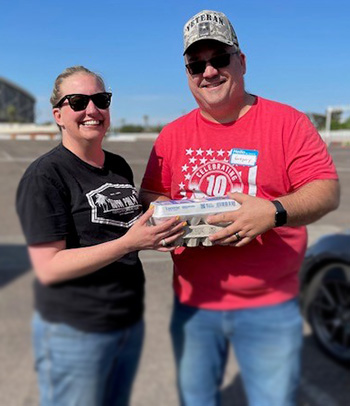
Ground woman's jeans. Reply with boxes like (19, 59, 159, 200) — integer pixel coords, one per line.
(32, 312, 144, 406)
(170, 297, 303, 406)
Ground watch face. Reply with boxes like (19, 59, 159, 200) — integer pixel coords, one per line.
(272, 200, 287, 227)
(276, 210, 287, 227)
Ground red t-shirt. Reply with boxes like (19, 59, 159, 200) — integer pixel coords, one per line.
(141, 97, 338, 310)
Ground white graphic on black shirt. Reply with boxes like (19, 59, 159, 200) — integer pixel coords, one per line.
(86, 183, 142, 228)
(178, 148, 258, 199)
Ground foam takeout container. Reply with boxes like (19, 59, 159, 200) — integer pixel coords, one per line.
(149, 196, 240, 226)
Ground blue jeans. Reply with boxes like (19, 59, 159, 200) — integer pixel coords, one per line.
(170, 298, 302, 406)
(32, 312, 144, 406)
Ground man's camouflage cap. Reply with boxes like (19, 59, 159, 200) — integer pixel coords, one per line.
(183, 10, 240, 55)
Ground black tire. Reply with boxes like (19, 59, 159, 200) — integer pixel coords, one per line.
(303, 262, 350, 365)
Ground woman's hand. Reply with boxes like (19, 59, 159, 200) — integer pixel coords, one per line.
(28, 208, 184, 285)
(121, 207, 185, 252)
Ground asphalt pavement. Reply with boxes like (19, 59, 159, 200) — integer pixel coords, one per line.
(0, 139, 349, 406)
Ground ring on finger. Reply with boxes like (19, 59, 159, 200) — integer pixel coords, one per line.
(234, 232, 242, 242)
(161, 239, 167, 247)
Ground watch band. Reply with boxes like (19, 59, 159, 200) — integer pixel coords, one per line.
(271, 200, 287, 227)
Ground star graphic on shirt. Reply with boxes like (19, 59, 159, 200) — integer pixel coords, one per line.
(179, 182, 185, 189)
(180, 191, 187, 198)
(190, 182, 199, 191)
(186, 148, 194, 155)
(189, 157, 197, 164)
(206, 148, 214, 156)
(217, 149, 225, 157)
(185, 173, 191, 181)
(200, 157, 207, 164)
(196, 148, 204, 156)
(182, 164, 189, 172)
(192, 165, 198, 172)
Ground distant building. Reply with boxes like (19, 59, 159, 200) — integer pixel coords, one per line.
(0, 77, 35, 123)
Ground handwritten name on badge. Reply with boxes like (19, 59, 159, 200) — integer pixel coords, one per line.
(230, 149, 258, 167)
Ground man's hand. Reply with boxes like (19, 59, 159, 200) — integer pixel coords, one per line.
(206, 192, 276, 247)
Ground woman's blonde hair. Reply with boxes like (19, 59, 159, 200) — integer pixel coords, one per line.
(50, 66, 105, 107)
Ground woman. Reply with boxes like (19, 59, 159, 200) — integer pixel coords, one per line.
(16, 66, 183, 406)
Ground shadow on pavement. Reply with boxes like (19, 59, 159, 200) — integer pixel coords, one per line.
(300, 335, 349, 405)
(0, 244, 31, 287)
(221, 374, 247, 405)
(220, 335, 349, 406)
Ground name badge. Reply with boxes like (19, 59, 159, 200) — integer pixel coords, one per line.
(230, 149, 258, 167)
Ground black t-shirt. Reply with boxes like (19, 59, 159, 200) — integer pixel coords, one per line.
(16, 144, 145, 332)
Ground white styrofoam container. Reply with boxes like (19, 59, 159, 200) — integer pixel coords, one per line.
(149, 197, 240, 246)
(149, 197, 240, 224)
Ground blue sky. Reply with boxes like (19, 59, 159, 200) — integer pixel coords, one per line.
(1, 0, 349, 126)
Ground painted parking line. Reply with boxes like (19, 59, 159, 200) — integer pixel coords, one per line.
(127, 159, 149, 165)
(141, 257, 172, 264)
(1, 161, 348, 183)
(0, 151, 14, 160)
(0, 224, 342, 247)
(0, 157, 37, 162)
(0, 235, 26, 244)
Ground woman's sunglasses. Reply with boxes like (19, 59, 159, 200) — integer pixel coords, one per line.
(185, 52, 237, 75)
(54, 92, 112, 111)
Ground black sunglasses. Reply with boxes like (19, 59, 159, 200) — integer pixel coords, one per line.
(185, 52, 238, 75)
(54, 92, 112, 111)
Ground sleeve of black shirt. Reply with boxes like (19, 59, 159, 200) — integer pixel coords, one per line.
(16, 171, 71, 245)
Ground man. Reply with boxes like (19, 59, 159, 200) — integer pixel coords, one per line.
(140, 10, 340, 406)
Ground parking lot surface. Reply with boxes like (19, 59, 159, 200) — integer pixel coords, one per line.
(0, 139, 349, 406)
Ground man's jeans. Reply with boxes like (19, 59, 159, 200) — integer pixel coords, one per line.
(170, 297, 303, 406)
(32, 312, 144, 406)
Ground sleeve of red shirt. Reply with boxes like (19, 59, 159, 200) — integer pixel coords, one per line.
(141, 129, 172, 195)
(285, 113, 338, 191)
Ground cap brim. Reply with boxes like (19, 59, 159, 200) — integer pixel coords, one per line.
(183, 38, 236, 55)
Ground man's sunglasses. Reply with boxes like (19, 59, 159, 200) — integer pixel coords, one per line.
(185, 52, 238, 75)
(53, 92, 112, 111)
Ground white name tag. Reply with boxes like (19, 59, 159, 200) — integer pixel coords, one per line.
(230, 149, 258, 167)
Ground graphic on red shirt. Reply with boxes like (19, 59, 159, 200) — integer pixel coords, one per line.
(177, 147, 258, 199)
